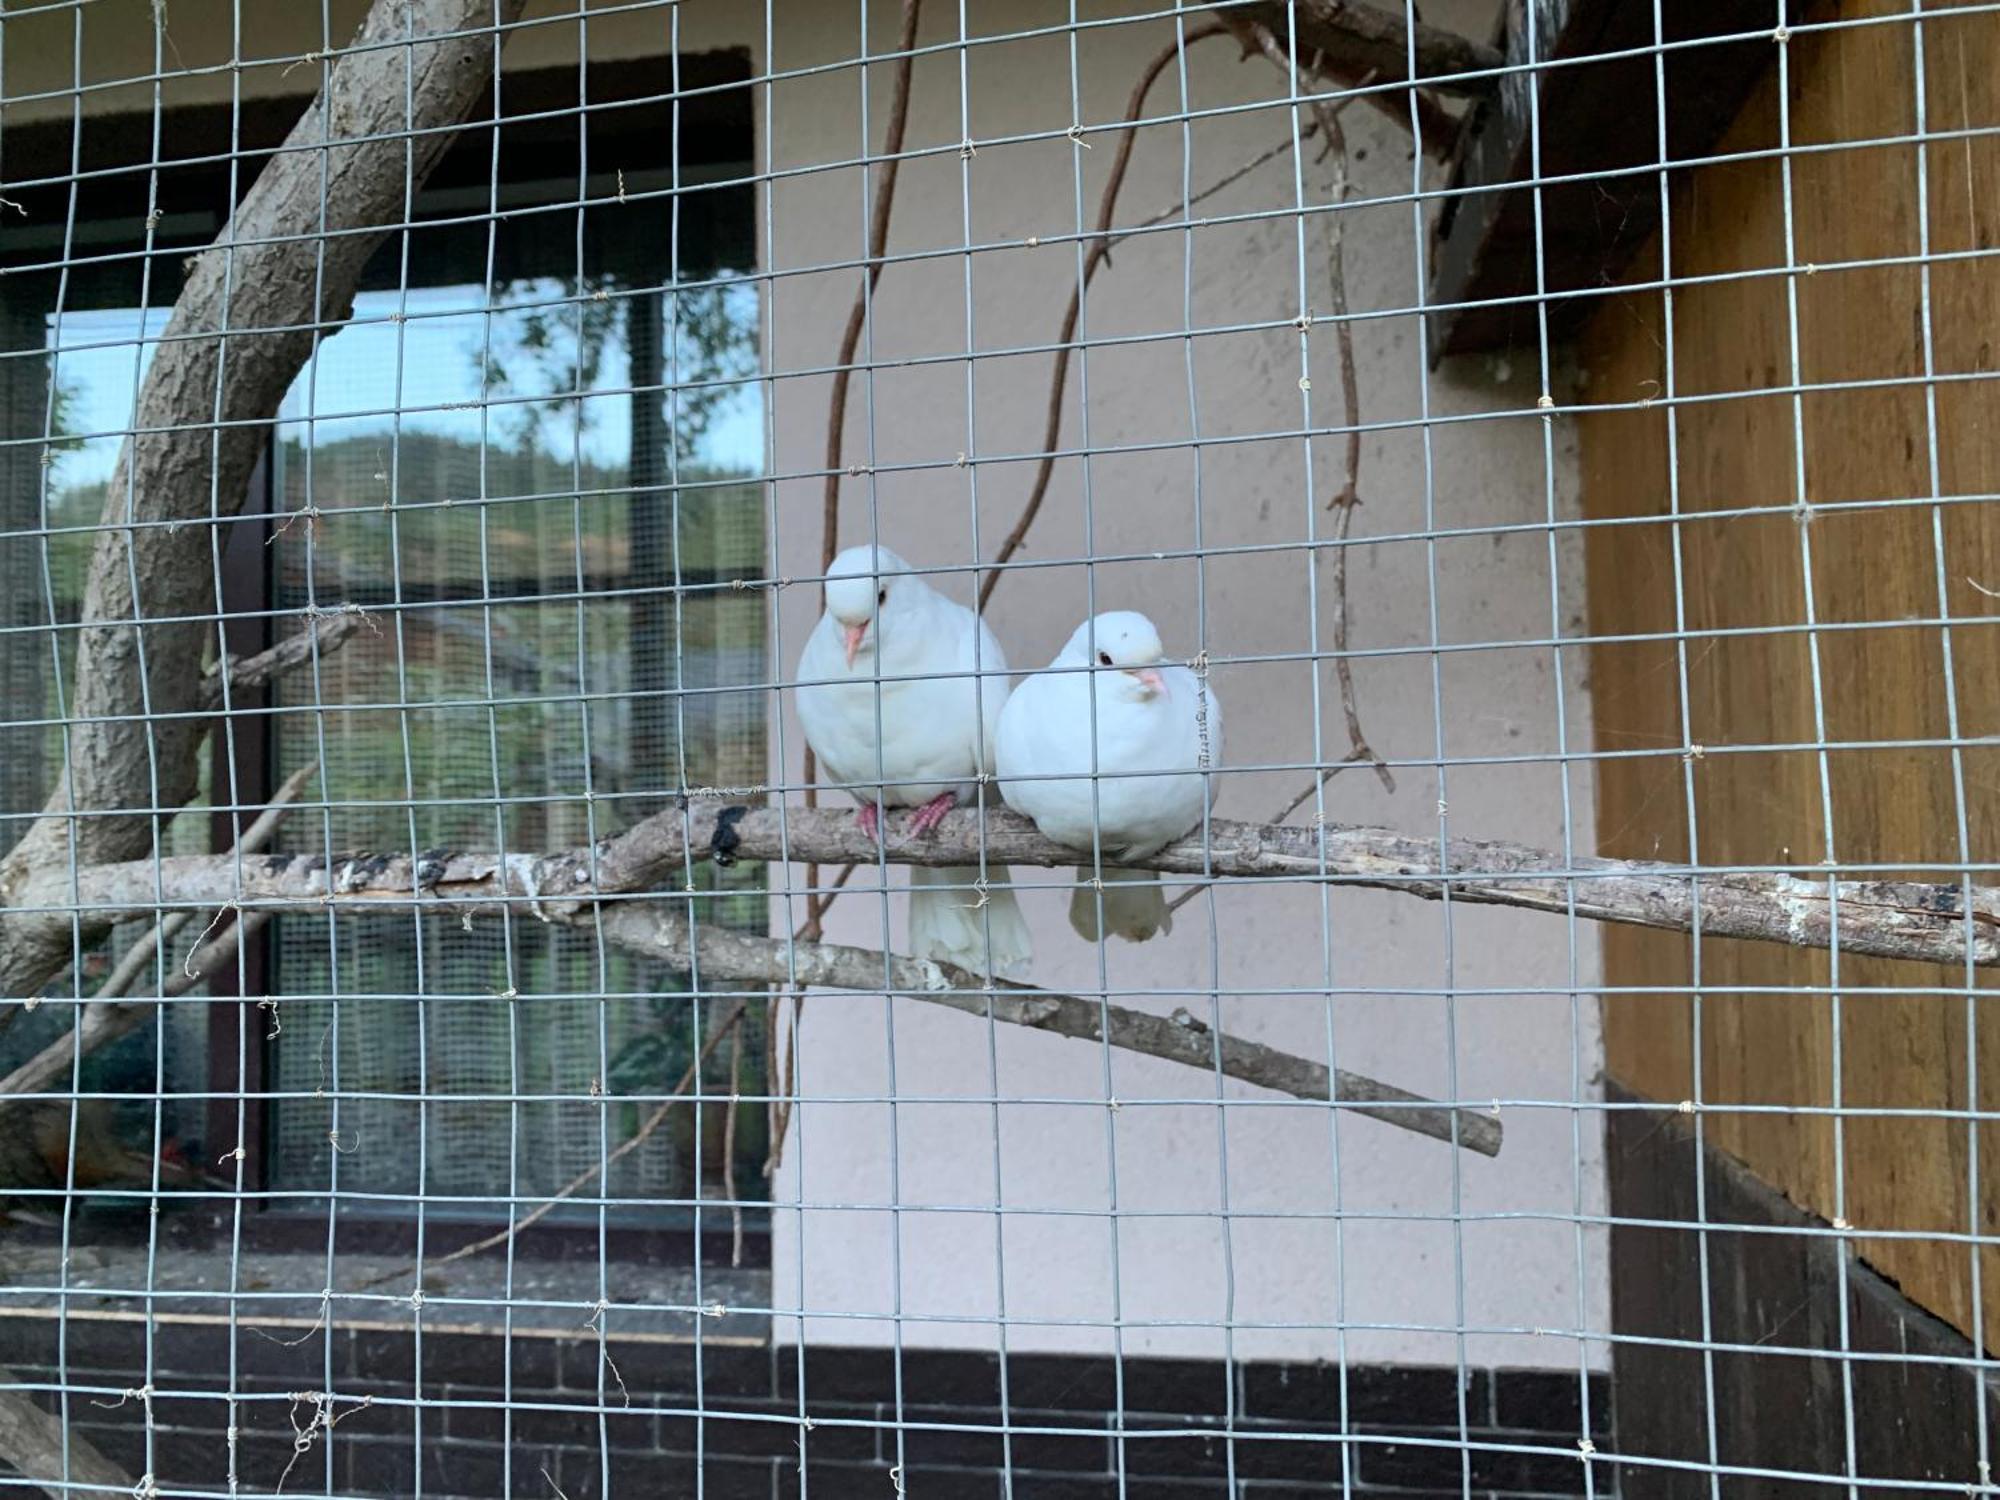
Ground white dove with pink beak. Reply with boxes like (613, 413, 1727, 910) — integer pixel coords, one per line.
(996, 611, 1223, 943)
(796, 544, 1032, 981)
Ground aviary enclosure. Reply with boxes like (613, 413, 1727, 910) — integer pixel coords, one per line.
(0, 0, 1994, 1495)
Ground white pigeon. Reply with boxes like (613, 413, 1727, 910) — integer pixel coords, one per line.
(996, 610, 1222, 943)
(795, 544, 1033, 981)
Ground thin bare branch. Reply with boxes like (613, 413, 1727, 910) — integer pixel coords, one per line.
(203, 609, 372, 711)
(1238, 0, 1501, 98)
(585, 902, 1498, 1156)
(1161, 47, 1398, 925)
(820, 0, 925, 548)
(1226, 2, 1473, 157)
(979, 21, 1231, 612)
(0, 1369, 135, 1499)
(1053, 97, 1388, 930)
(762, 861, 858, 1174)
(0, 765, 311, 1102)
(1305, 95, 1394, 798)
(36, 802, 2000, 973)
(724, 1014, 746, 1267)
(1127, 123, 1321, 240)
(763, 990, 789, 1179)
(91, 762, 319, 1005)
(0, 910, 272, 1103)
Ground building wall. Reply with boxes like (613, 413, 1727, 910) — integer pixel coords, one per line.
(4, 0, 1607, 1371)
(1605, 1088, 1996, 1496)
(0, 1302, 1611, 1498)
(751, 0, 1604, 1370)
(1577, 0, 2000, 1351)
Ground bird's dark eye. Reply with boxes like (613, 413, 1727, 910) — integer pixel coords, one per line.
(1097, 651, 1112, 667)
(877, 588, 887, 605)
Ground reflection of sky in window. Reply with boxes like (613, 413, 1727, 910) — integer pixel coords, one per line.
(47, 279, 762, 490)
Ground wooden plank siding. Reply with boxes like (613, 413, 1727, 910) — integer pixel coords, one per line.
(1576, 0, 2000, 1347)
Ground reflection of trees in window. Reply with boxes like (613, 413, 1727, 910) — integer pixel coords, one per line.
(476, 272, 758, 464)
(0, 250, 769, 1227)
(0, 302, 53, 859)
(0, 304, 220, 1177)
(262, 260, 768, 1224)
(0, 326, 93, 860)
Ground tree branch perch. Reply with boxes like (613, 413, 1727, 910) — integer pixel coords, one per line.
(0, 1372, 133, 1499)
(0, 0, 527, 1003)
(203, 609, 371, 711)
(31, 803, 1996, 971)
(20, 757, 1990, 1167)
(591, 901, 1501, 1156)
(1226, 1, 1484, 159)
(1241, 0, 1504, 97)
(0, 763, 313, 1105)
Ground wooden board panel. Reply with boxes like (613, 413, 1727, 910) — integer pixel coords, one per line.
(1606, 1085, 2000, 1495)
(1578, 0, 2000, 1347)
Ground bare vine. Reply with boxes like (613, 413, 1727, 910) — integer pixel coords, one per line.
(977, 21, 1232, 611)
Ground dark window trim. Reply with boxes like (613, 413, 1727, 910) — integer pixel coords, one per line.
(0, 51, 756, 268)
(205, 438, 276, 1196)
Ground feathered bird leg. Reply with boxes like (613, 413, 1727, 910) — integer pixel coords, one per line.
(905, 791, 958, 838)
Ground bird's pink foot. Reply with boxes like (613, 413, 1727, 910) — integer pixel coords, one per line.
(906, 792, 958, 837)
(855, 801, 883, 842)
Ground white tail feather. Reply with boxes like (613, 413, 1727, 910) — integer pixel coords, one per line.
(909, 865, 1033, 981)
(1067, 865, 1171, 943)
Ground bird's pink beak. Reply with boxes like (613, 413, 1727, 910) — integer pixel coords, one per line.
(843, 621, 868, 667)
(1128, 667, 1165, 696)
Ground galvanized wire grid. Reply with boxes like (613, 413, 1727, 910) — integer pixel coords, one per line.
(0, 1, 1992, 1498)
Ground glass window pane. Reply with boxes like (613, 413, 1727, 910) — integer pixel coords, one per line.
(265, 239, 766, 1226)
(0, 181, 766, 1236)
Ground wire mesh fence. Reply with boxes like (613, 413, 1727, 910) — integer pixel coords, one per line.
(0, 0, 1994, 1496)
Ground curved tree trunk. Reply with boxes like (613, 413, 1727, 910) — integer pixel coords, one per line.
(0, 0, 527, 1002)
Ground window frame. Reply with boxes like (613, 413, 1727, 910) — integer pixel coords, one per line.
(1, 48, 769, 1271)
